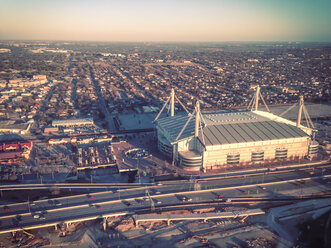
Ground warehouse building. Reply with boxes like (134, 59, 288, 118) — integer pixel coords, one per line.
(155, 88, 317, 171)
(0, 120, 31, 134)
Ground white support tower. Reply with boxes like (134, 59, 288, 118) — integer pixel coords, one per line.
(195, 100, 200, 137)
(170, 88, 175, 117)
(247, 85, 270, 112)
(297, 95, 304, 128)
(174, 100, 206, 146)
(154, 88, 190, 122)
(270, 95, 314, 135)
(255, 85, 260, 111)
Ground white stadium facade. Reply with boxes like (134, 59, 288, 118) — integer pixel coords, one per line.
(155, 88, 318, 171)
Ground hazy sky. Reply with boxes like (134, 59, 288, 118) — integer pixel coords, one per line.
(0, 0, 330, 42)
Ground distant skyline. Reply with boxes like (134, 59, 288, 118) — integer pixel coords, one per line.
(0, 0, 331, 42)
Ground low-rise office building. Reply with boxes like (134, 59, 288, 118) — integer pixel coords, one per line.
(52, 118, 94, 127)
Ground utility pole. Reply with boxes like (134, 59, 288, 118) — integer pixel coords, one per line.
(172, 145, 175, 167)
(300, 184, 303, 198)
(189, 175, 193, 191)
(194, 177, 200, 191)
(137, 160, 141, 183)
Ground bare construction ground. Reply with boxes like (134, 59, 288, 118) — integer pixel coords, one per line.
(1, 198, 329, 248)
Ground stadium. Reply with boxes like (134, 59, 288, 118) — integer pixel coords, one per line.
(155, 88, 318, 171)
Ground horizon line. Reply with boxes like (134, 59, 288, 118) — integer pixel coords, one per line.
(1, 39, 331, 44)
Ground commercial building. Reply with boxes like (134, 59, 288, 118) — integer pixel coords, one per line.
(0, 120, 31, 134)
(155, 88, 317, 171)
(43, 127, 59, 134)
(0, 140, 33, 161)
(0, 141, 33, 151)
(8, 75, 48, 87)
(48, 137, 77, 145)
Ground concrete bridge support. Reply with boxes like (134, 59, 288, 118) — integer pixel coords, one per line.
(103, 218, 107, 231)
(61, 222, 67, 237)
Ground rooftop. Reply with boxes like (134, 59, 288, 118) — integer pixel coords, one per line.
(203, 111, 268, 125)
(157, 110, 309, 145)
(52, 118, 93, 125)
(199, 120, 308, 146)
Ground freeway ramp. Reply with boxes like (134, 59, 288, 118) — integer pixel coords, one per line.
(135, 208, 264, 226)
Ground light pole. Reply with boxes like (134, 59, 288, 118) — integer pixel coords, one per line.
(27, 196, 31, 213)
(145, 189, 154, 211)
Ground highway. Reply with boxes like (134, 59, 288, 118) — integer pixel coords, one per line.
(0, 166, 330, 234)
(0, 183, 154, 191)
(2, 161, 329, 191)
